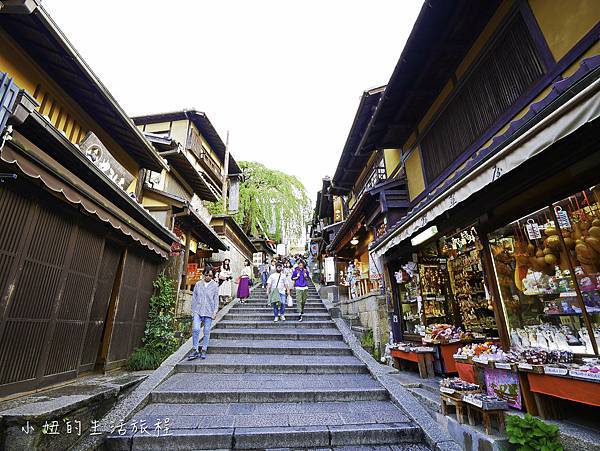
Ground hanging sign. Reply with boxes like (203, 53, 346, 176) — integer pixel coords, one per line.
(554, 206, 571, 229)
(525, 219, 542, 240)
(79, 132, 134, 191)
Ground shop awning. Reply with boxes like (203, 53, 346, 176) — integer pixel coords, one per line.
(176, 206, 228, 252)
(160, 148, 220, 202)
(372, 58, 600, 258)
(1, 132, 176, 258)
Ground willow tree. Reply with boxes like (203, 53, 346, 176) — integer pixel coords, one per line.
(209, 161, 311, 244)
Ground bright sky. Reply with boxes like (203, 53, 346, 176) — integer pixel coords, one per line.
(45, 0, 422, 202)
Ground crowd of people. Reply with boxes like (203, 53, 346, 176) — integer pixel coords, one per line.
(187, 253, 312, 360)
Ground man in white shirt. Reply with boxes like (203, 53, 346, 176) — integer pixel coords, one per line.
(188, 269, 219, 360)
(266, 263, 290, 322)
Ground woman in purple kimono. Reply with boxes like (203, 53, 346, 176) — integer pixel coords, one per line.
(237, 259, 252, 303)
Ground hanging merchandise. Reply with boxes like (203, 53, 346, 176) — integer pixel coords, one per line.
(441, 227, 498, 337)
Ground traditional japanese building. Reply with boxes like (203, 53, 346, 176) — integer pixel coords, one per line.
(0, 3, 178, 395)
(360, 0, 600, 417)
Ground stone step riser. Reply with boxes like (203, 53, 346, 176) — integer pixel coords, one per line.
(108, 424, 423, 450)
(206, 347, 353, 356)
(230, 308, 328, 313)
(210, 332, 343, 341)
(150, 389, 389, 404)
(175, 364, 369, 374)
(224, 315, 329, 321)
(215, 322, 335, 330)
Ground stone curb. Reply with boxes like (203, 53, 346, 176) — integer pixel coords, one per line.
(321, 296, 461, 451)
(73, 288, 251, 450)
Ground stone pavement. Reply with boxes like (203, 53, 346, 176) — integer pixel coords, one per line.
(105, 283, 431, 450)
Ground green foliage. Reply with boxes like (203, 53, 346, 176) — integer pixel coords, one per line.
(506, 414, 563, 451)
(234, 161, 311, 243)
(127, 347, 171, 371)
(127, 274, 178, 370)
(361, 329, 375, 349)
(206, 201, 225, 216)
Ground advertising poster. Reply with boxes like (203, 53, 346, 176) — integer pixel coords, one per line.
(484, 367, 522, 410)
(324, 257, 335, 283)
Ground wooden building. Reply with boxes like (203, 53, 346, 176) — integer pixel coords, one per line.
(0, 3, 178, 395)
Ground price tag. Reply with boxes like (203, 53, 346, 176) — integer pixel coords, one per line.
(544, 366, 568, 376)
(525, 219, 542, 240)
(559, 292, 577, 298)
(554, 207, 571, 229)
(518, 363, 533, 370)
(495, 362, 512, 370)
(453, 354, 468, 360)
(473, 357, 489, 364)
(569, 370, 600, 381)
(448, 339, 460, 344)
(440, 387, 455, 395)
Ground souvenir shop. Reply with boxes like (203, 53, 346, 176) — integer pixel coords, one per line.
(380, 78, 600, 420)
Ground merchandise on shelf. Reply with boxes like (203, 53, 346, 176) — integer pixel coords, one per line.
(456, 341, 499, 357)
(440, 377, 480, 392)
(488, 186, 600, 357)
(424, 323, 464, 342)
(462, 393, 509, 410)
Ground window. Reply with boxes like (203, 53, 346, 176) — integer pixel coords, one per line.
(421, 13, 545, 183)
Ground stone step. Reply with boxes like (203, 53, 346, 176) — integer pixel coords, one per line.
(224, 313, 331, 321)
(230, 306, 328, 313)
(108, 424, 422, 450)
(151, 373, 388, 403)
(215, 320, 336, 329)
(210, 328, 343, 341)
(176, 354, 368, 374)
(206, 339, 353, 356)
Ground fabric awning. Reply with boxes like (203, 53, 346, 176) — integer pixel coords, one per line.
(1, 133, 175, 258)
(373, 67, 600, 258)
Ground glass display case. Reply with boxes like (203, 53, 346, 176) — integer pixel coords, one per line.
(488, 186, 600, 355)
(395, 261, 423, 336)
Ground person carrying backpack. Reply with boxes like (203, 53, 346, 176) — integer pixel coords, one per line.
(291, 260, 310, 322)
(266, 262, 290, 322)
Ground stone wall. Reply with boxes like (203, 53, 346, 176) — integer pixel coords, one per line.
(335, 292, 389, 351)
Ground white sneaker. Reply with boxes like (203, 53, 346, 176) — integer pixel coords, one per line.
(274, 316, 279, 322)
(280, 315, 286, 321)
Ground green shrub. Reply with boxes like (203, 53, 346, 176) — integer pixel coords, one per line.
(361, 329, 374, 349)
(127, 274, 178, 370)
(127, 347, 170, 371)
(506, 414, 563, 451)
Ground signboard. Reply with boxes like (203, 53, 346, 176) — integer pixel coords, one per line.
(79, 132, 134, 191)
(324, 257, 335, 283)
(276, 243, 287, 256)
(484, 367, 522, 410)
(253, 252, 263, 266)
(310, 242, 319, 256)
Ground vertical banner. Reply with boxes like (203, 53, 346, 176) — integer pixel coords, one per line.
(276, 243, 287, 256)
(228, 176, 240, 213)
(324, 257, 335, 283)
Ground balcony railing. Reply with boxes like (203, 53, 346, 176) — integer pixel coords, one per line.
(187, 128, 224, 188)
(355, 165, 386, 202)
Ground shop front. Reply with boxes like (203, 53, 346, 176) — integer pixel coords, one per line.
(373, 61, 600, 418)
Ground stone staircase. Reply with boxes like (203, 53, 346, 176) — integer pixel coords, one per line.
(105, 282, 430, 450)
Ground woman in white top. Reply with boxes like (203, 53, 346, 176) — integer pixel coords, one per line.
(218, 259, 233, 306)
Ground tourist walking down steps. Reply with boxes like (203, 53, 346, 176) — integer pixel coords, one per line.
(266, 262, 291, 322)
(291, 259, 310, 322)
(188, 268, 219, 360)
(218, 259, 233, 307)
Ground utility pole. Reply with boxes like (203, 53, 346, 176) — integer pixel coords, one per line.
(222, 130, 230, 212)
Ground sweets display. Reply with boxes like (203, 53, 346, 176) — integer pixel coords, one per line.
(424, 323, 463, 342)
(462, 393, 509, 410)
(440, 377, 480, 392)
